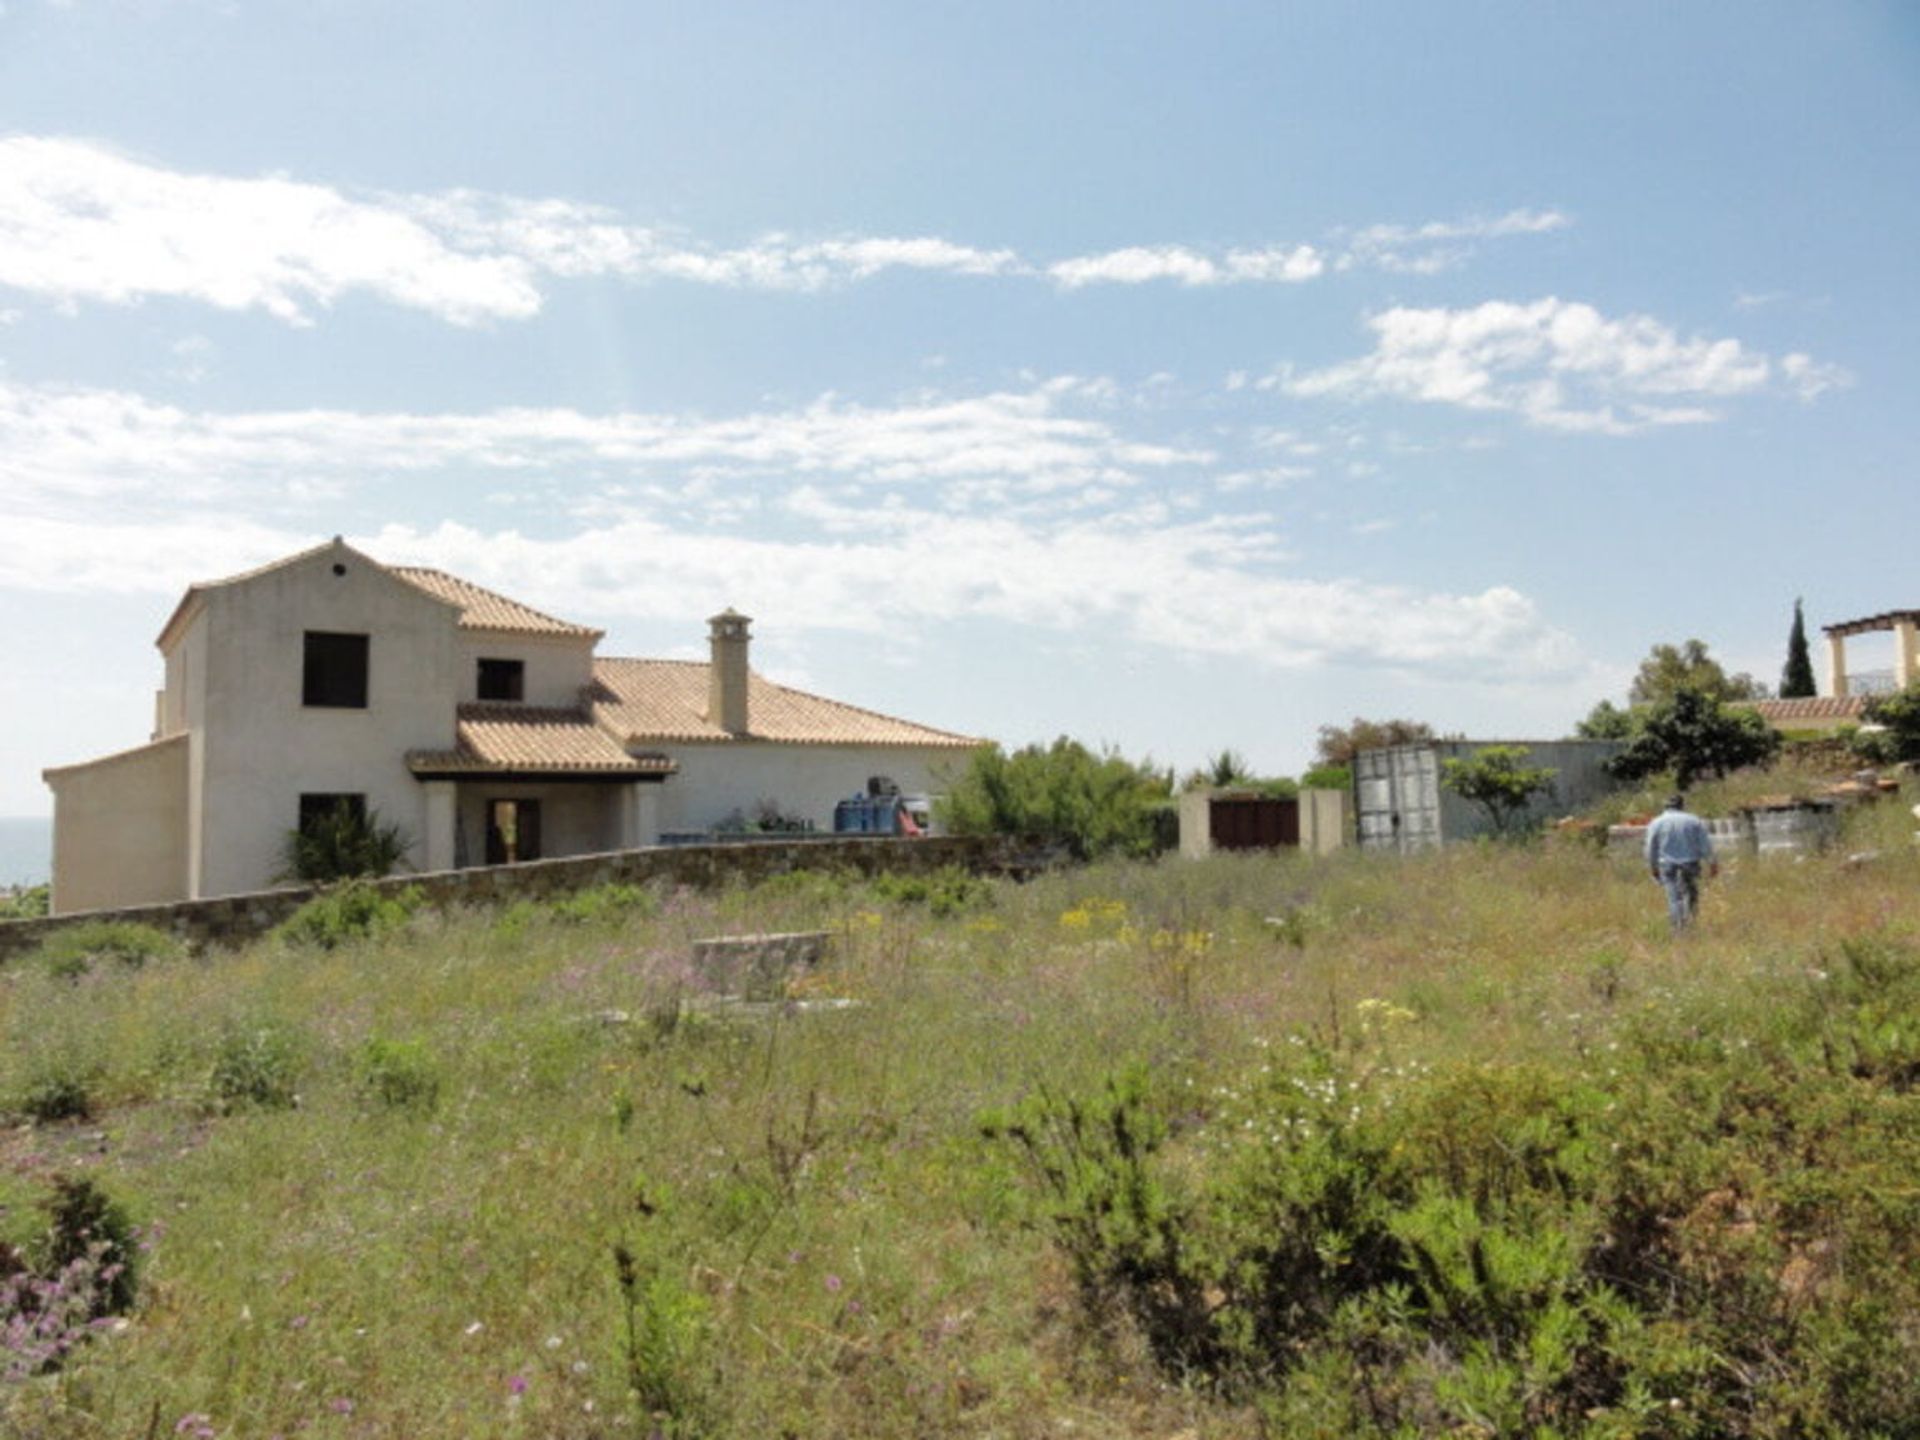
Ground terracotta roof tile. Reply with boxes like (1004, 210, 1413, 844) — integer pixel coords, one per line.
(589, 658, 981, 749)
(1747, 696, 1869, 722)
(390, 568, 601, 639)
(408, 704, 672, 776)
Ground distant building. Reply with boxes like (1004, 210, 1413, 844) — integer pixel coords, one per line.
(43, 538, 979, 914)
(1746, 607, 1915, 734)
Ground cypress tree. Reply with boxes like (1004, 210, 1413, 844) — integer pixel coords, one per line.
(1781, 598, 1817, 698)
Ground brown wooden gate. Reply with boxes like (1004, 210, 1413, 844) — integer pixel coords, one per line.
(1208, 795, 1299, 850)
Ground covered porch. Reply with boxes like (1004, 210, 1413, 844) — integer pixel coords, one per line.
(1824, 610, 1920, 699)
(407, 704, 675, 870)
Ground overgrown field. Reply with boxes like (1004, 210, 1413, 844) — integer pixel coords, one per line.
(4, 789, 1920, 1438)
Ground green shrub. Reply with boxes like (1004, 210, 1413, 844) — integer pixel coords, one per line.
(208, 1021, 304, 1112)
(17, 1053, 100, 1124)
(42, 1175, 139, 1318)
(0, 884, 50, 921)
(354, 1037, 442, 1113)
(870, 864, 992, 917)
(275, 881, 422, 950)
(35, 921, 182, 980)
(937, 737, 1174, 861)
(995, 964, 1920, 1435)
(278, 800, 412, 883)
(548, 882, 659, 927)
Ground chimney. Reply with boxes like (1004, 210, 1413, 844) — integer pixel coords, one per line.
(707, 608, 752, 735)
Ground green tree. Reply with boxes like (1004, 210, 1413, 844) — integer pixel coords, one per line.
(1314, 717, 1435, 767)
(278, 801, 412, 884)
(1606, 687, 1781, 790)
(1628, 639, 1762, 706)
(1440, 745, 1558, 837)
(1864, 681, 1920, 762)
(937, 738, 1173, 861)
(1780, 599, 1817, 698)
(1183, 748, 1255, 791)
(1573, 699, 1639, 740)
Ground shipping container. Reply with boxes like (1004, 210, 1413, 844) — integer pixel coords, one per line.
(1355, 740, 1628, 853)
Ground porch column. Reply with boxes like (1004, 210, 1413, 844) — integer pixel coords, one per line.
(1896, 619, 1918, 690)
(1828, 632, 1849, 699)
(619, 781, 661, 850)
(423, 780, 458, 872)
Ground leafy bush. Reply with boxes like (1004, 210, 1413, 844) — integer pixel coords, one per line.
(937, 737, 1174, 861)
(16, 1053, 100, 1124)
(1607, 685, 1781, 789)
(1864, 680, 1920, 763)
(869, 864, 992, 917)
(275, 881, 422, 950)
(354, 1036, 442, 1113)
(35, 921, 182, 980)
(1299, 763, 1351, 792)
(207, 1022, 304, 1112)
(1440, 744, 1558, 836)
(0, 885, 49, 921)
(995, 947, 1920, 1435)
(548, 882, 659, 926)
(278, 801, 412, 884)
(2, 1176, 139, 1380)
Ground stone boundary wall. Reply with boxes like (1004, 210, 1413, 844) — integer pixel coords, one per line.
(0, 835, 1022, 964)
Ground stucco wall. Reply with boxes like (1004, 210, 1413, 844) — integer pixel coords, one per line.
(652, 743, 970, 834)
(194, 547, 463, 899)
(45, 733, 190, 914)
(455, 631, 596, 707)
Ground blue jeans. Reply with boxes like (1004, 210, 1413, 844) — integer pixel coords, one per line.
(1659, 862, 1702, 932)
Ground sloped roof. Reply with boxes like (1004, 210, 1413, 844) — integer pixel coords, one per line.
(155, 537, 452, 650)
(1747, 696, 1869, 723)
(390, 567, 602, 639)
(407, 704, 674, 777)
(589, 658, 981, 749)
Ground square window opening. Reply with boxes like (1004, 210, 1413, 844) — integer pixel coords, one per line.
(303, 631, 369, 708)
(477, 658, 526, 702)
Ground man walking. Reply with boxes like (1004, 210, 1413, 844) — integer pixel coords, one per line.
(1646, 793, 1718, 933)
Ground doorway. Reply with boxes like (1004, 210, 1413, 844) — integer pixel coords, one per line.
(485, 798, 542, 865)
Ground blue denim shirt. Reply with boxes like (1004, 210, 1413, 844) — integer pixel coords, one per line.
(1646, 808, 1714, 868)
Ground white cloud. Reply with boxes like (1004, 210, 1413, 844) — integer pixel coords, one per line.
(1284, 297, 1824, 433)
(1047, 242, 1325, 288)
(0, 137, 1572, 322)
(0, 136, 543, 325)
(1336, 208, 1570, 275)
(0, 374, 1211, 515)
(0, 376, 1581, 681)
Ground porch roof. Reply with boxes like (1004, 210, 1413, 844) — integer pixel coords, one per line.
(407, 704, 674, 779)
(1823, 609, 1920, 639)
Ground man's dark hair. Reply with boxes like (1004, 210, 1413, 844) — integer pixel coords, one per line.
(1667, 793, 1686, 809)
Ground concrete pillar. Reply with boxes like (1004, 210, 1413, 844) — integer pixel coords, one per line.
(619, 782, 661, 850)
(1828, 632, 1849, 698)
(423, 781, 457, 872)
(1896, 620, 1918, 690)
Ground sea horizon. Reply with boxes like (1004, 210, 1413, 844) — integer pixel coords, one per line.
(0, 815, 52, 887)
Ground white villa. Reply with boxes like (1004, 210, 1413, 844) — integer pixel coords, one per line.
(43, 538, 980, 915)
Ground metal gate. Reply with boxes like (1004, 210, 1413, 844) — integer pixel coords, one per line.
(1208, 795, 1300, 850)
(1355, 745, 1442, 853)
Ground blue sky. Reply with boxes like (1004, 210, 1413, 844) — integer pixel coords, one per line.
(3, 0, 1917, 815)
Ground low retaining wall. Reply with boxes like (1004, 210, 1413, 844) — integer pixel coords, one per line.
(0, 835, 1020, 965)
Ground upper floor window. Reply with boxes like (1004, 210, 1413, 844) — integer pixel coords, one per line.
(303, 631, 369, 708)
(477, 658, 526, 702)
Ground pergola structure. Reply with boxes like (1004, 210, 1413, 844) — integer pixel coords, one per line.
(1823, 610, 1920, 698)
